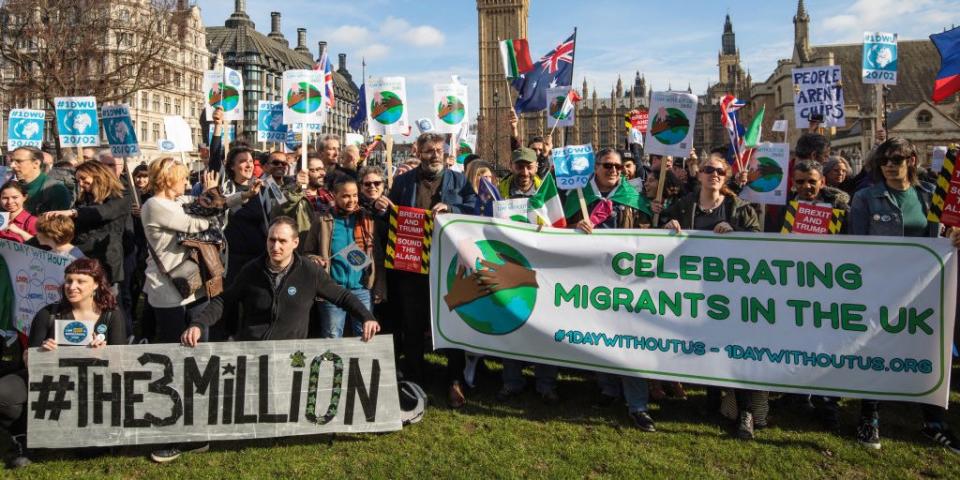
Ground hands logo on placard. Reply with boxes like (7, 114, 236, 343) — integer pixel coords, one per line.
(548, 95, 569, 120)
(746, 156, 785, 193)
(208, 82, 240, 111)
(287, 82, 322, 114)
(371, 91, 404, 125)
(650, 107, 690, 145)
(436, 96, 465, 125)
(443, 240, 538, 335)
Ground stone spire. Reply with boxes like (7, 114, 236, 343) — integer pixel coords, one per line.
(722, 14, 736, 55)
(793, 0, 812, 63)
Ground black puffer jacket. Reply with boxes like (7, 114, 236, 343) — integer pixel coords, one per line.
(190, 253, 374, 340)
(74, 192, 133, 283)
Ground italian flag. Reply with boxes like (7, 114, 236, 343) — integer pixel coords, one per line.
(527, 174, 567, 227)
(563, 178, 651, 219)
(558, 89, 582, 118)
(499, 38, 534, 78)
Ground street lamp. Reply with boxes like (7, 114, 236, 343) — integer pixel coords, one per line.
(493, 89, 500, 167)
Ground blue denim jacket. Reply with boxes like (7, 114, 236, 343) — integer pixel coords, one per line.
(848, 182, 939, 238)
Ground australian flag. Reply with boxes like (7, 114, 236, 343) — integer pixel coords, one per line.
(513, 30, 577, 113)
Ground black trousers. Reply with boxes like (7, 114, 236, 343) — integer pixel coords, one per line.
(387, 270, 465, 385)
(0, 374, 27, 437)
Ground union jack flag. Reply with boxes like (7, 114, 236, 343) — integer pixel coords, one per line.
(513, 30, 577, 113)
(315, 53, 335, 108)
(719, 94, 747, 170)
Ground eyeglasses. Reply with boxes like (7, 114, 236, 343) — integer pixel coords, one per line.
(700, 165, 727, 176)
(362, 181, 383, 188)
(599, 163, 624, 171)
(880, 155, 908, 166)
(270, 160, 288, 167)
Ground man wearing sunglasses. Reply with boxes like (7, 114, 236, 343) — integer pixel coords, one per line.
(771, 160, 850, 234)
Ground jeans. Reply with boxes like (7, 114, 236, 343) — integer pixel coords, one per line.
(318, 288, 371, 338)
(153, 298, 208, 344)
(502, 360, 558, 394)
(597, 373, 649, 413)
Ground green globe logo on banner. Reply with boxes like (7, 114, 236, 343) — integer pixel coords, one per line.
(548, 95, 570, 120)
(286, 82, 322, 114)
(371, 91, 404, 125)
(746, 157, 784, 193)
(457, 140, 473, 163)
(437, 96, 465, 125)
(650, 107, 690, 145)
(208, 83, 240, 111)
(445, 240, 537, 335)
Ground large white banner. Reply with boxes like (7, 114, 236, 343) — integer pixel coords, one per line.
(430, 215, 957, 407)
(27, 336, 402, 448)
(0, 239, 70, 334)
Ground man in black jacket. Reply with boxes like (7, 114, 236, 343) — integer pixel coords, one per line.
(180, 216, 380, 345)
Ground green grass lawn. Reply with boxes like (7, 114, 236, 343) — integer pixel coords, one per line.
(3, 358, 959, 479)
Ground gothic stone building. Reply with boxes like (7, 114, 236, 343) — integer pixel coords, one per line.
(205, 0, 360, 145)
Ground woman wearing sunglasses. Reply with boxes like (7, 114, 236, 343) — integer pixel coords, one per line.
(848, 138, 960, 453)
(654, 153, 763, 440)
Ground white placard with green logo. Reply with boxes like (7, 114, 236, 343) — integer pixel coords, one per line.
(432, 82, 468, 134)
(366, 77, 408, 136)
(546, 86, 576, 128)
(643, 91, 698, 158)
(738, 142, 789, 205)
(430, 215, 958, 407)
(281, 70, 325, 125)
(203, 67, 244, 121)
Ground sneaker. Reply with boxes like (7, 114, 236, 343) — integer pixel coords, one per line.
(737, 411, 755, 440)
(447, 381, 466, 409)
(539, 388, 560, 405)
(629, 411, 656, 432)
(149, 443, 210, 463)
(856, 418, 881, 450)
(8, 434, 30, 468)
(921, 424, 960, 454)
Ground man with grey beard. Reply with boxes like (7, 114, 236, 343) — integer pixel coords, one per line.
(377, 132, 476, 409)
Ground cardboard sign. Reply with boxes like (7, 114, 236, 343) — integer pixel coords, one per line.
(546, 86, 576, 129)
(54, 319, 97, 346)
(629, 109, 649, 133)
(928, 147, 960, 227)
(203, 67, 244, 121)
(644, 91, 698, 157)
(55, 97, 100, 147)
(863, 32, 898, 85)
(367, 77, 409, 136)
(739, 143, 790, 205)
(781, 200, 845, 234)
(385, 206, 433, 274)
(792, 66, 845, 128)
(257, 101, 288, 142)
(27, 337, 402, 448)
(493, 198, 530, 222)
(282, 70, 325, 125)
(433, 82, 468, 134)
(552, 144, 595, 190)
(102, 104, 140, 157)
(162, 116, 195, 152)
(8, 109, 45, 148)
(0, 240, 71, 333)
(772, 119, 788, 133)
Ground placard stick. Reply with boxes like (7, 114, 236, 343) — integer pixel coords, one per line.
(75, 145, 82, 163)
(576, 187, 589, 221)
(651, 157, 668, 226)
(385, 135, 395, 189)
(124, 157, 140, 207)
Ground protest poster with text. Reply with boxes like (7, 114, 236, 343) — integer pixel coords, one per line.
(629, 109, 649, 133)
(552, 145, 595, 190)
(738, 143, 790, 205)
(203, 66, 244, 121)
(792, 65, 846, 128)
(781, 200, 845, 234)
(863, 32, 898, 85)
(257, 101, 288, 143)
(27, 337, 402, 448)
(644, 92, 698, 157)
(433, 82, 468, 134)
(494, 198, 530, 223)
(7, 109, 45, 148)
(54, 97, 100, 147)
(0, 240, 70, 334)
(282, 70, 325, 126)
(431, 215, 957, 406)
(546, 86, 576, 129)
(367, 77, 409, 136)
(102, 104, 140, 157)
(385, 206, 433, 274)
(928, 147, 960, 227)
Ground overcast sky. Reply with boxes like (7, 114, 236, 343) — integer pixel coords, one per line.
(199, 0, 960, 125)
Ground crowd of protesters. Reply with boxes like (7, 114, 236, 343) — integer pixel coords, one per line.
(0, 106, 958, 468)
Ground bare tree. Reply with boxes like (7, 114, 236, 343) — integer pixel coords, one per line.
(0, 0, 185, 153)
